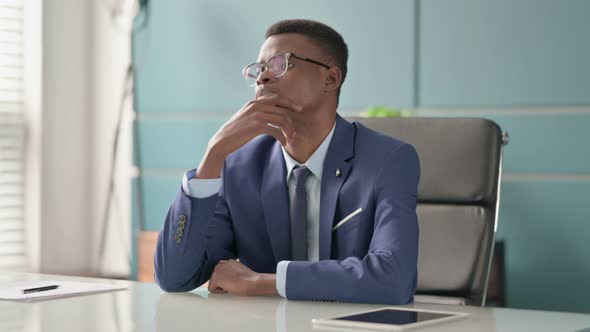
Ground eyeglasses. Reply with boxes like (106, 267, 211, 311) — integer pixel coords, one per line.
(242, 52, 331, 87)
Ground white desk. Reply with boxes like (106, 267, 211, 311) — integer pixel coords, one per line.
(1, 271, 590, 332)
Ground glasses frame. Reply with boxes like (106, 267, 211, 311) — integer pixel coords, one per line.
(242, 52, 331, 86)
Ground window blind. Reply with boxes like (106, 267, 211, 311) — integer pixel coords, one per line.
(0, 0, 27, 271)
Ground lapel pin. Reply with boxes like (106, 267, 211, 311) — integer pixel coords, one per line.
(336, 168, 341, 177)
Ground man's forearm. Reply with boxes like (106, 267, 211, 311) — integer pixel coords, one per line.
(196, 145, 226, 179)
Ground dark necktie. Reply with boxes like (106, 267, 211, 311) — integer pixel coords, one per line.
(289, 166, 312, 261)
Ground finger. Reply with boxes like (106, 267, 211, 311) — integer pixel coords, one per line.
(252, 120, 286, 145)
(256, 110, 296, 137)
(211, 287, 227, 294)
(266, 125, 292, 146)
(252, 94, 303, 112)
(208, 277, 226, 294)
(208, 267, 221, 293)
(244, 104, 300, 141)
(267, 122, 296, 143)
(208, 280, 218, 293)
(245, 117, 293, 146)
(253, 105, 298, 129)
(257, 121, 292, 146)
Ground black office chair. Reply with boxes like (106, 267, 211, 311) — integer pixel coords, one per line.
(348, 116, 508, 306)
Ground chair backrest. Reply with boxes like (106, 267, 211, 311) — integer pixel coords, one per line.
(347, 116, 504, 306)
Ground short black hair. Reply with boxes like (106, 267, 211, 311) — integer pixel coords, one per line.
(265, 19, 348, 104)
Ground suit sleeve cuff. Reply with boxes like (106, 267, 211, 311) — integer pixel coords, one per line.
(276, 260, 290, 298)
(182, 170, 222, 198)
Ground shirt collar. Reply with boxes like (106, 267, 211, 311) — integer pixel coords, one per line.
(282, 121, 336, 182)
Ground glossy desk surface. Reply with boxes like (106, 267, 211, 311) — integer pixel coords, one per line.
(1, 271, 590, 332)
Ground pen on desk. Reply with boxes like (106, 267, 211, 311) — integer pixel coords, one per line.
(22, 285, 59, 294)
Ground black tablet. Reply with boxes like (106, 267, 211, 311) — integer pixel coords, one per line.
(312, 307, 469, 331)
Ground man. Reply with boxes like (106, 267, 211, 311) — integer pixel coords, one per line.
(155, 19, 420, 304)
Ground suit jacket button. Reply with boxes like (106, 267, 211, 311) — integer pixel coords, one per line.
(176, 229, 184, 237)
(179, 214, 187, 222)
(179, 220, 186, 227)
(174, 235, 181, 244)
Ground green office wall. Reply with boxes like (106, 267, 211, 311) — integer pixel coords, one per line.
(132, 0, 590, 313)
(133, 0, 416, 112)
(500, 180, 590, 313)
(419, 0, 590, 106)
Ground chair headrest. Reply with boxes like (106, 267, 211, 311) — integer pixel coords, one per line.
(348, 117, 503, 205)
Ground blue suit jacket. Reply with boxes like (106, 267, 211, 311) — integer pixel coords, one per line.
(155, 115, 420, 304)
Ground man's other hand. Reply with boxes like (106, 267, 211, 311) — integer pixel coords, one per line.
(208, 259, 278, 297)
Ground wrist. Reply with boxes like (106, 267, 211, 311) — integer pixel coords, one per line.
(252, 273, 278, 296)
(196, 147, 226, 179)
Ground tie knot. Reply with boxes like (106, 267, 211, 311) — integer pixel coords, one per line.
(292, 166, 311, 186)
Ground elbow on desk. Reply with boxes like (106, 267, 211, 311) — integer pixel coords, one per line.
(154, 271, 198, 293)
(153, 254, 210, 293)
(372, 269, 417, 305)
(153, 269, 179, 292)
(153, 255, 198, 293)
(344, 261, 417, 305)
(347, 281, 415, 305)
(153, 233, 207, 293)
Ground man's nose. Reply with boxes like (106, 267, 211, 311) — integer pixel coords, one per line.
(256, 68, 273, 85)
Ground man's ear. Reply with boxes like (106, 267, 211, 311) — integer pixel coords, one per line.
(324, 67, 342, 92)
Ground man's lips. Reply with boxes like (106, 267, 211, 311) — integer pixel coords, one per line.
(256, 87, 278, 98)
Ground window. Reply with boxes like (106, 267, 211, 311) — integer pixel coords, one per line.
(0, 0, 29, 271)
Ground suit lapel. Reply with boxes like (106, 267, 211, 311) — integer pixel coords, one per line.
(319, 115, 356, 260)
(261, 141, 292, 263)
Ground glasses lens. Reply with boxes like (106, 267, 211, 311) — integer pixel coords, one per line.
(243, 63, 262, 86)
(267, 54, 287, 77)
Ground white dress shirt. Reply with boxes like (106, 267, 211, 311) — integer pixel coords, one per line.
(182, 121, 336, 298)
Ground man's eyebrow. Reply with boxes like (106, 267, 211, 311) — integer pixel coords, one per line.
(256, 56, 269, 63)
(256, 51, 288, 63)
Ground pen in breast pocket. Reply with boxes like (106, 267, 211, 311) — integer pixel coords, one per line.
(332, 208, 363, 231)
(22, 285, 59, 294)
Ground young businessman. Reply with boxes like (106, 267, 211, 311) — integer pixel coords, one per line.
(155, 19, 421, 304)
